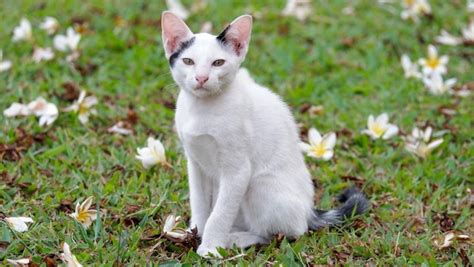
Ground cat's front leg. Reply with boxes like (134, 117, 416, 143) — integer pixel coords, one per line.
(197, 158, 251, 257)
(187, 159, 211, 236)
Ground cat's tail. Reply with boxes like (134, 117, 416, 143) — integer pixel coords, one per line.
(309, 187, 370, 230)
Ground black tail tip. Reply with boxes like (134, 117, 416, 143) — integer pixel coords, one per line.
(337, 187, 370, 217)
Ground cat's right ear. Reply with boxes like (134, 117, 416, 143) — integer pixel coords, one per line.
(161, 11, 194, 59)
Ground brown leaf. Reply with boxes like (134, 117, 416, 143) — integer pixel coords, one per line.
(73, 62, 98, 77)
(0, 241, 9, 252)
(58, 199, 74, 212)
(297, 123, 309, 142)
(331, 248, 350, 263)
(157, 99, 176, 110)
(299, 103, 312, 114)
(125, 204, 141, 214)
(0, 171, 16, 184)
(43, 254, 59, 267)
(341, 37, 357, 48)
(277, 23, 290, 36)
(164, 227, 200, 250)
(341, 175, 365, 188)
(57, 82, 81, 102)
(458, 248, 470, 266)
(126, 107, 139, 125)
(432, 212, 455, 232)
(0, 129, 52, 161)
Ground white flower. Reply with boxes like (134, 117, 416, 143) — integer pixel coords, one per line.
(39, 16, 59, 35)
(60, 242, 83, 267)
(12, 18, 32, 42)
(165, 0, 190, 20)
(401, 0, 431, 21)
(282, 0, 313, 21)
(469, 0, 474, 13)
(3, 103, 31, 117)
(418, 45, 449, 75)
(362, 113, 398, 140)
(405, 127, 443, 158)
(32, 47, 55, 63)
(6, 258, 30, 266)
(27, 97, 59, 126)
(462, 21, 474, 42)
(401, 54, 422, 79)
(5, 217, 34, 232)
(423, 73, 457, 95)
(299, 128, 336, 161)
(54, 27, 81, 52)
(65, 91, 98, 124)
(435, 30, 462, 46)
(434, 232, 470, 249)
(200, 21, 213, 33)
(136, 137, 168, 169)
(108, 121, 133, 135)
(163, 214, 187, 240)
(69, 196, 98, 229)
(0, 50, 12, 73)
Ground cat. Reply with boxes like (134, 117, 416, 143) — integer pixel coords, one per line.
(161, 11, 369, 257)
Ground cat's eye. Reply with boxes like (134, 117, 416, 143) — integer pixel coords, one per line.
(182, 58, 194, 65)
(212, 59, 225, 67)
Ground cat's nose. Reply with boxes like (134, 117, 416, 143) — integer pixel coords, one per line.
(195, 76, 209, 86)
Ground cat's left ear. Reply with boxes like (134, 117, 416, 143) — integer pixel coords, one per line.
(216, 15, 253, 57)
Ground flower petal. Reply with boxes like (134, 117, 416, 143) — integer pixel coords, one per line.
(382, 124, 398, 139)
(322, 132, 336, 149)
(308, 128, 322, 145)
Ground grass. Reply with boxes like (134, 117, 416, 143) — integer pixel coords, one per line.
(0, 0, 473, 265)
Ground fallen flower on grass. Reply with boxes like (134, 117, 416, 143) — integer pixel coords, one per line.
(39, 16, 59, 35)
(3, 103, 31, 117)
(362, 113, 398, 140)
(405, 126, 443, 158)
(32, 47, 55, 63)
(108, 121, 133, 135)
(0, 50, 12, 73)
(436, 22, 474, 46)
(6, 258, 30, 266)
(136, 137, 171, 169)
(69, 196, 98, 229)
(435, 30, 462, 46)
(401, 0, 431, 21)
(5, 217, 34, 232)
(165, 0, 190, 20)
(299, 128, 336, 161)
(163, 214, 187, 240)
(423, 73, 457, 95)
(54, 27, 81, 52)
(27, 97, 59, 126)
(60, 242, 83, 267)
(462, 21, 474, 44)
(12, 18, 32, 42)
(282, 0, 313, 21)
(418, 45, 449, 76)
(64, 90, 98, 124)
(434, 232, 470, 249)
(401, 54, 422, 79)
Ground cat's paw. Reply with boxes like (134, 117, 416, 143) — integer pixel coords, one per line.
(196, 245, 222, 258)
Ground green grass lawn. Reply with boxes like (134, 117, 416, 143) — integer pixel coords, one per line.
(1, 0, 473, 265)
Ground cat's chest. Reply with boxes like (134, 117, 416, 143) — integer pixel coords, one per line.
(179, 123, 220, 173)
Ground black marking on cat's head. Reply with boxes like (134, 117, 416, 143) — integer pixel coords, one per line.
(216, 25, 230, 45)
(169, 37, 196, 67)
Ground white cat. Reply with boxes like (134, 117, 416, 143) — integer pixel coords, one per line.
(161, 11, 369, 257)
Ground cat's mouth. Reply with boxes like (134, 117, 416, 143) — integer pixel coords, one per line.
(194, 85, 209, 91)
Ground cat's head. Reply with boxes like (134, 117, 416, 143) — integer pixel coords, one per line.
(161, 11, 252, 98)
